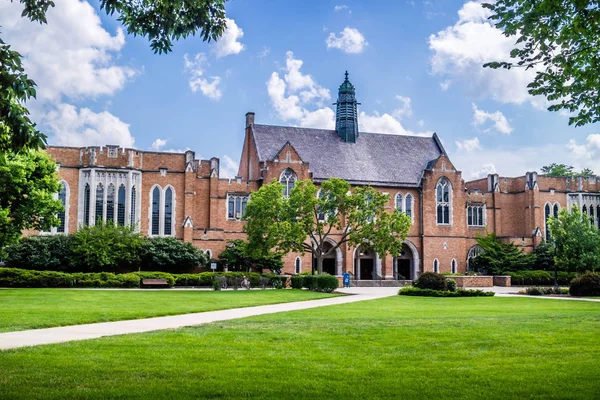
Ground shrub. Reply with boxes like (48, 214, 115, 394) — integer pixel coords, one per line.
(69, 222, 143, 272)
(262, 273, 288, 289)
(133, 272, 175, 287)
(524, 286, 569, 296)
(524, 286, 545, 295)
(508, 270, 576, 286)
(316, 274, 339, 292)
(172, 272, 264, 288)
(0, 268, 141, 288)
(139, 237, 208, 274)
(569, 272, 600, 296)
(398, 286, 494, 297)
(301, 275, 318, 290)
(291, 275, 303, 289)
(5, 235, 73, 271)
(413, 272, 447, 291)
(446, 278, 457, 292)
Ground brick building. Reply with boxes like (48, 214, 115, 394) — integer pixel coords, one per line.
(42, 73, 598, 279)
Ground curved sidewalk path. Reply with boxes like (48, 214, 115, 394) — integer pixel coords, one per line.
(0, 288, 398, 351)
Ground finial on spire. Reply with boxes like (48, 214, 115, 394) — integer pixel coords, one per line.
(344, 70, 349, 81)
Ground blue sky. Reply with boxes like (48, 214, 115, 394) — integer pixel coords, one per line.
(1, 0, 598, 179)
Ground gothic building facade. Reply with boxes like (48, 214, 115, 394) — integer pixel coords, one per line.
(41, 73, 597, 279)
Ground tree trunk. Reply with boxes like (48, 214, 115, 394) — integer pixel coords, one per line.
(317, 256, 324, 275)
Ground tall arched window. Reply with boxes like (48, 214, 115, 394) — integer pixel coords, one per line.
(117, 185, 126, 226)
(451, 259, 457, 274)
(95, 184, 104, 223)
(433, 259, 439, 273)
(57, 182, 68, 233)
(84, 184, 91, 226)
(164, 187, 173, 236)
(553, 203, 559, 218)
(151, 186, 161, 235)
(295, 257, 302, 274)
(467, 245, 483, 271)
(280, 168, 297, 198)
(590, 206, 595, 227)
(395, 193, 403, 211)
(130, 186, 137, 228)
(545, 203, 551, 241)
(405, 194, 413, 220)
(583, 205, 587, 215)
(436, 178, 451, 225)
(106, 184, 115, 223)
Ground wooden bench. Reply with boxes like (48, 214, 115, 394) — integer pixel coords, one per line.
(141, 278, 169, 288)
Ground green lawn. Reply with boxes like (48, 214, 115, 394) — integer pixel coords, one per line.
(0, 289, 338, 332)
(1, 297, 598, 399)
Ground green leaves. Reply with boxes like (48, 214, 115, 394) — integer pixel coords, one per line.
(483, 0, 600, 126)
(471, 233, 536, 274)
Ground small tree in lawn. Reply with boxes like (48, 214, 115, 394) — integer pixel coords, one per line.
(548, 206, 600, 274)
(243, 178, 412, 275)
(470, 233, 536, 275)
(218, 239, 283, 273)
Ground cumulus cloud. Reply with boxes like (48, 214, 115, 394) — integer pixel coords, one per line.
(213, 18, 245, 58)
(184, 53, 223, 101)
(220, 155, 240, 178)
(334, 4, 351, 13)
(472, 104, 513, 134)
(428, 1, 546, 109)
(326, 27, 368, 54)
(455, 137, 482, 152)
(151, 139, 167, 151)
(393, 95, 413, 119)
(43, 104, 135, 148)
(470, 163, 497, 179)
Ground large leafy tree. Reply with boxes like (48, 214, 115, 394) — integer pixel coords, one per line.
(541, 163, 594, 177)
(470, 233, 536, 274)
(244, 178, 412, 275)
(0, 150, 63, 256)
(218, 239, 284, 273)
(1, 0, 227, 154)
(483, 1, 600, 126)
(548, 206, 600, 273)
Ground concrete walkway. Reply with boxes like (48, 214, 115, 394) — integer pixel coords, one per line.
(0, 289, 394, 351)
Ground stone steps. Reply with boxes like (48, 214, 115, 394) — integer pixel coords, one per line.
(350, 280, 412, 287)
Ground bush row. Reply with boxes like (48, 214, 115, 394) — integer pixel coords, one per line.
(290, 274, 338, 292)
(398, 286, 495, 297)
(522, 287, 569, 296)
(0, 268, 289, 289)
(508, 270, 576, 286)
(569, 272, 600, 296)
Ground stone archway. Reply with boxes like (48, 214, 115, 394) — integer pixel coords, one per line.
(393, 242, 419, 280)
(312, 238, 343, 275)
(353, 245, 381, 280)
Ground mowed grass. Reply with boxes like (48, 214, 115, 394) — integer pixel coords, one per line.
(1, 297, 599, 399)
(0, 288, 338, 332)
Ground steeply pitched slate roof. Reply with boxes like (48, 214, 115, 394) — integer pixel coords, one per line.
(252, 124, 445, 187)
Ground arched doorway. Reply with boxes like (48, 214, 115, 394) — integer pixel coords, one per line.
(393, 243, 417, 280)
(466, 245, 483, 271)
(354, 245, 378, 280)
(312, 241, 338, 275)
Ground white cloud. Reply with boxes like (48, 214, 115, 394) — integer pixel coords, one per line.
(220, 155, 239, 178)
(418, 119, 425, 127)
(440, 80, 451, 91)
(455, 137, 481, 152)
(257, 46, 271, 59)
(393, 95, 413, 119)
(470, 163, 497, 179)
(429, 1, 546, 109)
(151, 139, 167, 151)
(472, 103, 513, 134)
(184, 53, 223, 101)
(43, 104, 135, 148)
(213, 18, 245, 58)
(0, 0, 136, 105)
(300, 108, 336, 129)
(326, 27, 368, 54)
(334, 4, 351, 13)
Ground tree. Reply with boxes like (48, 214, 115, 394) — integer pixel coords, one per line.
(218, 239, 284, 273)
(1, 0, 227, 153)
(470, 233, 536, 275)
(139, 236, 209, 273)
(0, 150, 63, 257)
(244, 178, 412, 275)
(533, 240, 555, 271)
(547, 206, 600, 273)
(541, 163, 595, 177)
(483, 1, 600, 127)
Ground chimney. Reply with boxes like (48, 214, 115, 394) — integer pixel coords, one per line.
(245, 112, 255, 128)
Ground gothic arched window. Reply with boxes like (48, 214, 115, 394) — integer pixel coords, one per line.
(433, 259, 439, 273)
(164, 187, 173, 236)
(95, 184, 104, 223)
(130, 186, 137, 228)
(151, 186, 161, 235)
(436, 178, 451, 225)
(117, 185, 126, 226)
(451, 259, 457, 274)
(57, 182, 68, 233)
(545, 203, 552, 241)
(405, 194, 413, 220)
(467, 245, 483, 271)
(106, 184, 115, 223)
(295, 257, 302, 274)
(280, 168, 297, 198)
(395, 193, 403, 211)
(84, 184, 91, 226)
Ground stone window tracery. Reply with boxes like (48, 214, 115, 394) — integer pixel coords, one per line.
(280, 168, 297, 198)
(436, 178, 452, 225)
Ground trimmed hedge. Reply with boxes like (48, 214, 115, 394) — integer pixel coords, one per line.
(508, 270, 576, 286)
(398, 286, 495, 297)
(413, 272, 447, 291)
(569, 272, 600, 296)
(523, 286, 569, 296)
(292, 274, 338, 292)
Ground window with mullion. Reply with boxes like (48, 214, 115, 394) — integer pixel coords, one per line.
(436, 178, 451, 225)
(57, 184, 67, 233)
(227, 194, 249, 221)
(117, 185, 126, 226)
(106, 184, 115, 223)
(151, 187, 160, 235)
(164, 187, 173, 236)
(95, 184, 104, 224)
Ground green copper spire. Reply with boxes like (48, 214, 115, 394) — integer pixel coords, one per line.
(334, 71, 360, 143)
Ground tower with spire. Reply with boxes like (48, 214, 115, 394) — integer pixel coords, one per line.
(334, 71, 360, 143)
